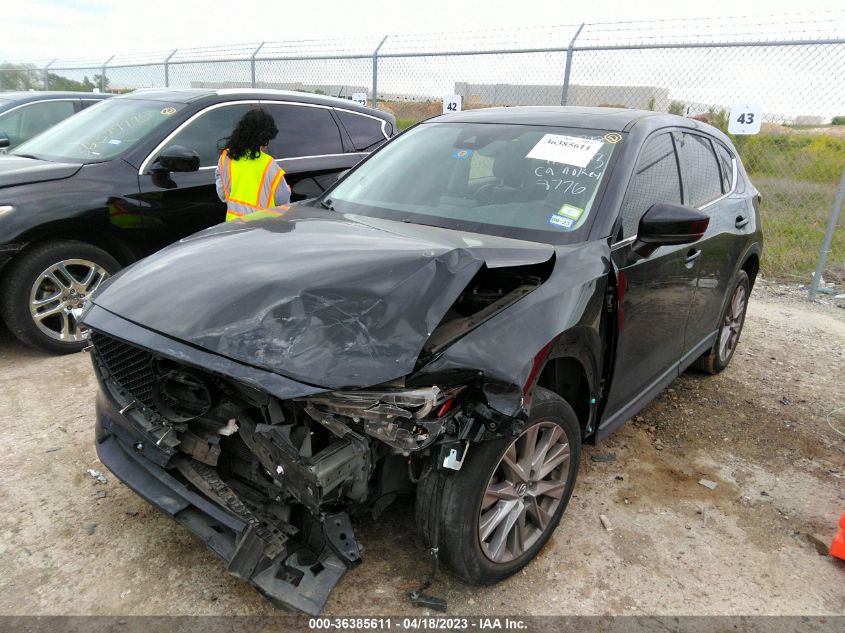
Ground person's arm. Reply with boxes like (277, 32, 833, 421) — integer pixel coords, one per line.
(274, 175, 291, 206)
(215, 164, 226, 202)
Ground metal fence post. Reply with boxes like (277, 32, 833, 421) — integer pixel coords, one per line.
(809, 165, 845, 301)
(100, 55, 113, 92)
(250, 42, 264, 88)
(164, 49, 177, 87)
(43, 59, 56, 90)
(372, 35, 388, 109)
(560, 23, 584, 106)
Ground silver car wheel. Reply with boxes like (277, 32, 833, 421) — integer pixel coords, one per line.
(718, 283, 747, 363)
(29, 259, 108, 343)
(478, 421, 571, 563)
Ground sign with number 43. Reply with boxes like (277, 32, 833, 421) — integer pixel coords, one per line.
(351, 93, 368, 107)
(443, 95, 462, 114)
(728, 103, 763, 135)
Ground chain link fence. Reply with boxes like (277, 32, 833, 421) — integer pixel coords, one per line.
(2, 14, 844, 285)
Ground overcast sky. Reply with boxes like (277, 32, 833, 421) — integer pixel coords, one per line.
(2, 0, 842, 62)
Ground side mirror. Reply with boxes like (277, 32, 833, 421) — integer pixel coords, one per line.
(0, 132, 10, 149)
(633, 203, 709, 257)
(154, 145, 200, 173)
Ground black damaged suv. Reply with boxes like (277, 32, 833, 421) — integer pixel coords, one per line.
(0, 89, 395, 353)
(84, 107, 761, 614)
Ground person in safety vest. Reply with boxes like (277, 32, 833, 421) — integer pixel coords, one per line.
(215, 108, 291, 221)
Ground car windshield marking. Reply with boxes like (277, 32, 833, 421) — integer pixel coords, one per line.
(327, 122, 619, 244)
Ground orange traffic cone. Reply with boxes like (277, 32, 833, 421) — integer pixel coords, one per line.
(832, 513, 845, 560)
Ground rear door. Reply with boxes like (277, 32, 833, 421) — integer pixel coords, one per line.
(676, 132, 747, 354)
(135, 102, 252, 242)
(261, 102, 365, 201)
(601, 131, 702, 427)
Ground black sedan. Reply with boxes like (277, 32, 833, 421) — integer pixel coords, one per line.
(0, 91, 110, 152)
(0, 88, 395, 352)
(82, 106, 762, 614)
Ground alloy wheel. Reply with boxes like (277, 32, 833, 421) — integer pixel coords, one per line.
(29, 259, 108, 343)
(718, 283, 747, 363)
(478, 421, 571, 563)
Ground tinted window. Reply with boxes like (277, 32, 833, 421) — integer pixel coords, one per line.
(714, 142, 734, 193)
(620, 133, 681, 239)
(158, 103, 251, 168)
(264, 104, 343, 158)
(336, 110, 386, 151)
(0, 100, 75, 148)
(677, 133, 723, 207)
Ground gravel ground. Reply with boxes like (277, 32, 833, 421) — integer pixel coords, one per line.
(0, 282, 843, 616)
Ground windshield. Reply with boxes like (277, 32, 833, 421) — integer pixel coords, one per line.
(328, 122, 620, 243)
(12, 98, 185, 163)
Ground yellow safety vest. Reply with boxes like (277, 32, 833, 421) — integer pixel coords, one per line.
(217, 149, 286, 222)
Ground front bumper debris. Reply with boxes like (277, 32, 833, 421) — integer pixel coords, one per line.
(95, 390, 357, 615)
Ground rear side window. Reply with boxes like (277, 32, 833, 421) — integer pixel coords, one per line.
(335, 110, 387, 151)
(620, 133, 681, 239)
(264, 104, 343, 158)
(714, 142, 735, 193)
(677, 133, 723, 207)
(157, 103, 251, 168)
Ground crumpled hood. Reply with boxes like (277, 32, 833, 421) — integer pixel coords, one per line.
(92, 206, 554, 389)
(0, 155, 83, 189)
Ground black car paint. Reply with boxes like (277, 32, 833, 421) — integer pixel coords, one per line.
(91, 208, 555, 389)
(0, 89, 395, 274)
(83, 107, 762, 614)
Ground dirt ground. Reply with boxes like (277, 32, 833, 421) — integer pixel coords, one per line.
(1, 281, 843, 617)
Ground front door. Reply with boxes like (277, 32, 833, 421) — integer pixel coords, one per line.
(135, 103, 253, 248)
(601, 132, 701, 427)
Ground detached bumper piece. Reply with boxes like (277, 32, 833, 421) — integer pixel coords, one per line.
(96, 405, 360, 615)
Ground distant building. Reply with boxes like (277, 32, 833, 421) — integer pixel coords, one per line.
(794, 115, 824, 126)
(454, 82, 669, 111)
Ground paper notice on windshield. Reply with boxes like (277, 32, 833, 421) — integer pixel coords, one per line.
(526, 134, 603, 168)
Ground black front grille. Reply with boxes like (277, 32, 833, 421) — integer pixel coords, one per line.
(91, 332, 157, 409)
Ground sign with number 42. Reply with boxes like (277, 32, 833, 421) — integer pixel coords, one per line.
(443, 95, 462, 114)
(728, 103, 763, 135)
(351, 93, 368, 107)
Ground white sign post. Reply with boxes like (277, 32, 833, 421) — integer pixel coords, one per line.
(443, 95, 462, 114)
(728, 103, 763, 135)
(351, 92, 368, 107)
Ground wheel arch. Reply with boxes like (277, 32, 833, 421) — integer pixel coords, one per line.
(13, 222, 139, 268)
(534, 327, 601, 440)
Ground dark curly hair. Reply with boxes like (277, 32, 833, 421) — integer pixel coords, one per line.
(222, 108, 278, 160)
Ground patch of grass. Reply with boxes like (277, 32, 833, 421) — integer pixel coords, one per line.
(395, 117, 421, 131)
(754, 176, 845, 282)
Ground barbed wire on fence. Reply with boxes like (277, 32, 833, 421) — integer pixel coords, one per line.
(1, 12, 844, 285)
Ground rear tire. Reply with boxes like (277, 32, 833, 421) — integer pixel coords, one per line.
(417, 387, 580, 585)
(694, 270, 750, 375)
(1, 240, 119, 354)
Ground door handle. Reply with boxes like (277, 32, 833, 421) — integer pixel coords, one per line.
(685, 249, 702, 266)
(735, 215, 749, 229)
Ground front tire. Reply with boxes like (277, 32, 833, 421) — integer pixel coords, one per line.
(417, 387, 581, 585)
(1, 240, 119, 354)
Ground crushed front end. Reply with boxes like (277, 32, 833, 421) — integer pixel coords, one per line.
(88, 323, 515, 614)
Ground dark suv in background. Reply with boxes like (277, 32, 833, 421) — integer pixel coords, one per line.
(0, 89, 395, 352)
(0, 91, 110, 152)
